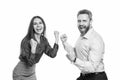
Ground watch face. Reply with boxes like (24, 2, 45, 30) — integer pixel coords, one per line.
(73, 57, 76, 62)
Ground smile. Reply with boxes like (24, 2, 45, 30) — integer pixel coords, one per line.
(37, 28, 42, 31)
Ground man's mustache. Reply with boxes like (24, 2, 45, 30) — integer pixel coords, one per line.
(78, 25, 86, 29)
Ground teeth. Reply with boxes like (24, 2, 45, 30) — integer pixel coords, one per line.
(37, 28, 42, 30)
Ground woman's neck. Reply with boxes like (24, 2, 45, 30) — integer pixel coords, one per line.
(34, 33, 41, 43)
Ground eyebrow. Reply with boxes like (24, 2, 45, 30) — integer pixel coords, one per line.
(78, 20, 87, 21)
(78, 20, 81, 22)
(83, 20, 87, 21)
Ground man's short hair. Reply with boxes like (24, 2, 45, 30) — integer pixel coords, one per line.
(77, 9, 92, 20)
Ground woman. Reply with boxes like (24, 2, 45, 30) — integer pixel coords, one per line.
(13, 16, 59, 80)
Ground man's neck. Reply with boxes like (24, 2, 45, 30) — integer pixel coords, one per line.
(81, 28, 90, 37)
(81, 32, 86, 37)
(81, 25, 93, 37)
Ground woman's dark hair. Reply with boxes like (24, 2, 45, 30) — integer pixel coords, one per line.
(25, 16, 46, 40)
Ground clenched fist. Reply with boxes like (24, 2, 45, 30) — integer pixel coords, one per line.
(60, 34, 67, 43)
(30, 39, 37, 54)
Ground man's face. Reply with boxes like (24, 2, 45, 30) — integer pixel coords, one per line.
(77, 14, 91, 35)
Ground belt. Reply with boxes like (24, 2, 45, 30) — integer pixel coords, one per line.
(22, 72, 35, 77)
(81, 71, 105, 76)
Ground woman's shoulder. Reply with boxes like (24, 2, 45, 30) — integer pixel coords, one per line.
(41, 36, 47, 41)
(21, 37, 30, 45)
(41, 36, 49, 45)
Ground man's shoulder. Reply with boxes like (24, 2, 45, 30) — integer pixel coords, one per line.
(92, 31, 104, 45)
(92, 30, 102, 39)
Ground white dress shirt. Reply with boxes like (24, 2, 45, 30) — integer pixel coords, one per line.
(63, 28, 105, 73)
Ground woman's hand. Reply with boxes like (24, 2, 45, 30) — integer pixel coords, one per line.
(54, 31, 59, 44)
(30, 39, 37, 54)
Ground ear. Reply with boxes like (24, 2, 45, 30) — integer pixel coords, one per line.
(90, 20, 92, 26)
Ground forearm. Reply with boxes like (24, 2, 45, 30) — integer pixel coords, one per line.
(62, 42, 74, 54)
(74, 58, 95, 72)
(45, 43, 59, 58)
(50, 43, 59, 58)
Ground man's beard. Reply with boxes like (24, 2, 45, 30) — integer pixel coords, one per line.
(78, 25, 90, 36)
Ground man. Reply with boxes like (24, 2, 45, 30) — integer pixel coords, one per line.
(61, 9, 108, 80)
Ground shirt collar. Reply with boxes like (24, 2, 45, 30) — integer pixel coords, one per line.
(81, 27, 94, 39)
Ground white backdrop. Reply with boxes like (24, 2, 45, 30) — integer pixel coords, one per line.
(0, 0, 120, 80)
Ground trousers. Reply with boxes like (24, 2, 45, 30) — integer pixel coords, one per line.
(76, 71, 108, 80)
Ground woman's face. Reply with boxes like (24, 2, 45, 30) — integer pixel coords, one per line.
(33, 18, 44, 35)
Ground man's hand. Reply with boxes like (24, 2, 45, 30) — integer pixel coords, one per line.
(60, 34, 67, 43)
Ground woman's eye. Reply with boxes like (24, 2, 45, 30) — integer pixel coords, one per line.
(39, 22, 42, 24)
(33, 23, 37, 25)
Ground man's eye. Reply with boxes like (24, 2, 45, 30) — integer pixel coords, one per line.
(83, 20, 87, 22)
(78, 20, 81, 22)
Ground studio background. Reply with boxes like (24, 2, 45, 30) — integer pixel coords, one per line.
(0, 0, 119, 80)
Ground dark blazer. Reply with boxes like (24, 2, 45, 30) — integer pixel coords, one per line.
(19, 36, 59, 66)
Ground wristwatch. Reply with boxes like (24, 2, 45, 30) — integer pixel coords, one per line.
(73, 57, 76, 63)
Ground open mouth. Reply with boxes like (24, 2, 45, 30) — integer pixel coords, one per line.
(37, 28, 42, 31)
(79, 25, 86, 30)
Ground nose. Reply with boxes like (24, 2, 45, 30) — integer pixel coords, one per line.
(37, 24, 40, 27)
(80, 21, 84, 26)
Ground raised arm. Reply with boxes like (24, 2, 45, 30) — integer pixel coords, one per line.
(19, 38, 36, 66)
(60, 34, 75, 55)
(44, 31, 59, 58)
(73, 38, 104, 72)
